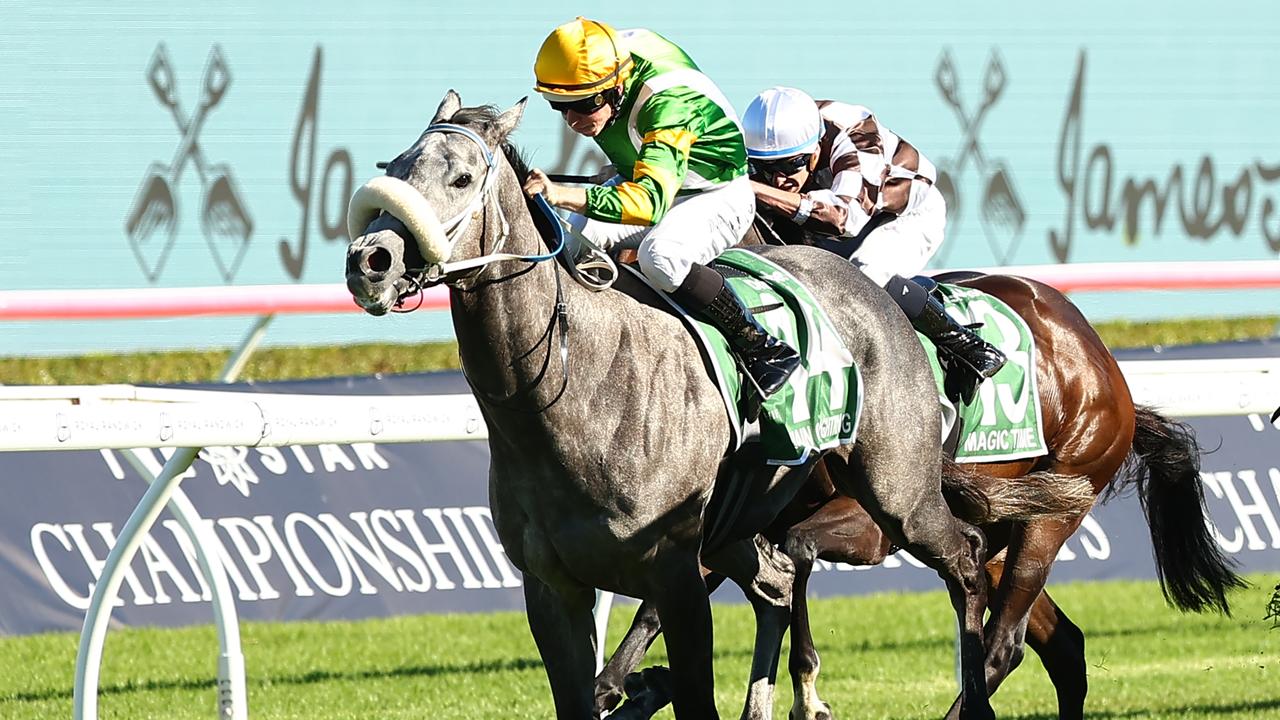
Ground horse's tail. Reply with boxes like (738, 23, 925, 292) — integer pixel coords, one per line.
(941, 461, 1096, 525)
(1104, 405, 1246, 615)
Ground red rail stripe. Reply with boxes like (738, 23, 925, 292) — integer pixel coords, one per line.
(0, 285, 449, 320)
(0, 262, 1275, 321)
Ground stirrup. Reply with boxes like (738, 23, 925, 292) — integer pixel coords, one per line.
(936, 345, 990, 406)
(734, 356, 766, 424)
(732, 347, 799, 422)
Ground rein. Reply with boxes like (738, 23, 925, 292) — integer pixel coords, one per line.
(455, 194, 571, 414)
(408, 123, 567, 288)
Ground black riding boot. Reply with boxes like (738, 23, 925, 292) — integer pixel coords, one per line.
(673, 263, 801, 398)
(913, 294, 1008, 403)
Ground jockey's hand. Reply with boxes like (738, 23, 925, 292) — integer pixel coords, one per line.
(523, 168, 589, 213)
(523, 168, 557, 202)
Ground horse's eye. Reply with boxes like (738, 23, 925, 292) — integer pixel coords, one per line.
(452, 173, 473, 189)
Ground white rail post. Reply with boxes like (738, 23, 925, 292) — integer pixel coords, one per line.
(72, 315, 274, 720)
(220, 314, 274, 381)
(72, 447, 203, 720)
(593, 590, 614, 673)
(122, 450, 248, 720)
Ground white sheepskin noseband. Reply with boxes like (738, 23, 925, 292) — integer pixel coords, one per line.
(347, 176, 451, 264)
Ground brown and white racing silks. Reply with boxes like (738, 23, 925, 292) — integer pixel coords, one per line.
(801, 101, 940, 238)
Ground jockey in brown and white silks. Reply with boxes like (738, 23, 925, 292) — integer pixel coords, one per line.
(743, 86, 1007, 402)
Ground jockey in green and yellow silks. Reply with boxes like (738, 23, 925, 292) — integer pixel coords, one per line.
(532, 19, 745, 226)
(523, 17, 799, 398)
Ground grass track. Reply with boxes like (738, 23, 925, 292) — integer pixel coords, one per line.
(3, 575, 1278, 719)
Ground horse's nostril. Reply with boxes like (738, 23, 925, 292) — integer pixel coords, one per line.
(368, 247, 392, 273)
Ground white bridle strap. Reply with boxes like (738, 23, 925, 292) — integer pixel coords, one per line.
(427, 123, 500, 247)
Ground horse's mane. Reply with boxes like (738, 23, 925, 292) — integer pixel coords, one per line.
(449, 105, 532, 184)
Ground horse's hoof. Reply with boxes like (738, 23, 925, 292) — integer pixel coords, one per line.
(622, 671, 648, 698)
(608, 702, 650, 720)
(623, 666, 672, 699)
(952, 706, 995, 720)
(610, 672, 676, 720)
(789, 700, 834, 720)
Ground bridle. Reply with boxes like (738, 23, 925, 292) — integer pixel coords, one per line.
(349, 121, 572, 412)
(409, 123, 567, 291)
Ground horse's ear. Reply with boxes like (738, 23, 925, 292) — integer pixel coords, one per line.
(431, 89, 462, 124)
(490, 97, 527, 142)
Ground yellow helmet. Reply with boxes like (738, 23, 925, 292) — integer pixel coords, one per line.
(533, 17, 632, 102)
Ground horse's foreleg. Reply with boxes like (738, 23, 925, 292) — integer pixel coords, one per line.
(595, 600, 661, 715)
(781, 495, 891, 720)
(650, 557, 720, 720)
(595, 572, 731, 717)
(523, 573, 600, 719)
(704, 534, 794, 720)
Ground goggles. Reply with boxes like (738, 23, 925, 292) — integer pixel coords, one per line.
(548, 88, 617, 115)
(749, 153, 813, 178)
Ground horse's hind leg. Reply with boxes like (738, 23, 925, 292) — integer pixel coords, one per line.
(945, 517, 1082, 720)
(1024, 587, 1087, 720)
(523, 573, 601, 719)
(782, 495, 892, 720)
(827, 447, 993, 720)
(702, 534, 795, 720)
(784, 535, 827, 720)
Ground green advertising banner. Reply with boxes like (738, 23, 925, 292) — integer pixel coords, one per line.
(2, 1, 1277, 354)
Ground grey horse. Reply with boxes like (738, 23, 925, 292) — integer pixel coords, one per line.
(345, 91, 1045, 720)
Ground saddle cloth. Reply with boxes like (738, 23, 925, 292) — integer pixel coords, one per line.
(925, 282, 1048, 463)
(623, 248, 863, 466)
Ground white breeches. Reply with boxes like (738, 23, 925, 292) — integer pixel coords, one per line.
(568, 175, 755, 292)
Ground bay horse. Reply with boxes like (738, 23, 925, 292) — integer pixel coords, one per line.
(593, 222, 1245, 720)
(343, 92, 1091, 720)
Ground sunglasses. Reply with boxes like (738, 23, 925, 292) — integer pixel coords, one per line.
(749, 153, 813, 178)
(549, 93, 608, 115)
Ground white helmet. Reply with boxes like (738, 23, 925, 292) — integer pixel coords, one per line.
(742, 86, 822, 159)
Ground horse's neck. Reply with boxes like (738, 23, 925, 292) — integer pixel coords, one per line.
(451, 176, 611, 413)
